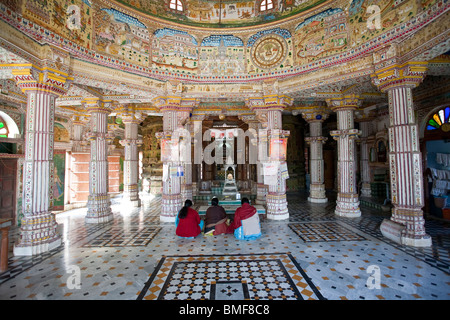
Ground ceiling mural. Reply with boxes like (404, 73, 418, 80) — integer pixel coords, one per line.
(247, 28, 293, 72)
(6, 0, 93, 48)
(93, 7, 150, 66)
(294, 8, 348, 65)
(0, 0, 447, 95)
(113, 0, 329, 28)
(151, 28, 199, 74)
(199, 35, 246, 76)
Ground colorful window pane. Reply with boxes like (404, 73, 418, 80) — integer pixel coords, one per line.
(0, 118, 8, 138)
(427, 106, 450, 131)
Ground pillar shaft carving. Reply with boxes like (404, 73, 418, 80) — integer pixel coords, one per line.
(119, 106, 143, 207)
(302, 108, 329, 203)
(155, 96, 194, 222)
(84, 100, 114, 224)
(12, 64, 71, 256)
(250, 96, 291, 220)
(372, 62, 431, 247)
(327, 95, 362, 218)
(358, 120, 372, 197)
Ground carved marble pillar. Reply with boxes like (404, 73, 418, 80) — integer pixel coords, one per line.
(12, 63, 70, 256)
(71, 114, 88, 152)
(155, 95, 193, 222)
(84, 100, 114, 224)
(355, 114, 374, 198)
(120, 107, 143, 207)
(255, 129, 267, 205)
(179, 111, 193, 202)
(191, 114, 206, 198)
(302, 108, 329, 203)
(251, 92, 292, 220)
(372, 61, 431, 247)
(328, 95, 362, 218)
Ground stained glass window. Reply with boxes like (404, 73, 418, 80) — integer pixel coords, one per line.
(426, 106, 450, 131)
(0, 116, 8, 138)
(169, 0, 183, 12)
(260, 0, 274, 12)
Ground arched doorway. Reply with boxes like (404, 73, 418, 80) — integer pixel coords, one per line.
(421, 105, 450, 220)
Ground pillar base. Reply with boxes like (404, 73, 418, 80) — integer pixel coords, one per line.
(389, 207, 432, 247)
(182, 185, 193, 202)
(86, 193, 113, 224)
(14, 237, 61, 256)
(255, 183, 267, 205)
(335, 193, 361, 217)
(266, 193, 289, 220)
(123, 198, 142, 207)
(380, 219, 432, 247)
(360, 182, 372, 198)
(255, 199, 266, 205)
(308, 197, 328, 203)
(161, 193, 182, 222)
(13, 212, 62, 256)
(123, 185, 141, 207)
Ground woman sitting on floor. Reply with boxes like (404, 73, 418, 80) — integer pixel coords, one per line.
(204, 197, 231, 236)
(228, 197, 261, 240)
(175, 199, 203, 239)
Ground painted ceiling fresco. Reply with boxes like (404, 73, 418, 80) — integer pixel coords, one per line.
(114, 0, 329, 28)
(0, 0, 441, 78)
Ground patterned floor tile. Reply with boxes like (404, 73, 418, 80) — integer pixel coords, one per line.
(289, 222, 367, 242)
(137, 253, 325, 301)
(0, 192, 449, 301)
(82, 226, 161, 247)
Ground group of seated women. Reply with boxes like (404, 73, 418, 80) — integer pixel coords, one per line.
(175, 197, 262, 240)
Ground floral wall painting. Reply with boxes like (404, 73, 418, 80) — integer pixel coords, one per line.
(94, 7, 149, 66)
(151, 28, 198, 73)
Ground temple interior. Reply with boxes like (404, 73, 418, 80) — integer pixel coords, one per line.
(0, 0, 449, 301)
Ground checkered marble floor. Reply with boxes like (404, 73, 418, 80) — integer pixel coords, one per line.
(0, 192, 449, 300)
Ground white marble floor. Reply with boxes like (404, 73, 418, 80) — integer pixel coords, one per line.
(0, 193, 449, 301)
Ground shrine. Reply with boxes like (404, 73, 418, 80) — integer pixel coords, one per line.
(0, 0, 449, 302)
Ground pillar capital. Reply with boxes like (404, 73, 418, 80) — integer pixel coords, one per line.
(330, 129, 361, 140)
(305, 136, 328, 144)
(117, 105, 143, 124)
(153, 96, 197, 112)
(71, 113, 89, 126)
(371, 61, 428, 92)
(295, 106, 330, 123)
(326, 94, 363, 112)
(82, 98, 114, 114)
(355, 109, 377, 123)
(12, 65, 71, 97)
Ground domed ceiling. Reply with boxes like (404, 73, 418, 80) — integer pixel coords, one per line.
(113, 0, 329, 28)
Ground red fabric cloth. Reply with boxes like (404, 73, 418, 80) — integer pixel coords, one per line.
(176, 207, 201, 238)
(229, 203, 257, 231)
(214, 221, 232, 235)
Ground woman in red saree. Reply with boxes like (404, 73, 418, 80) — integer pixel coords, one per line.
(175, 199, 203, 239)
(228, 197, 261, 240)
